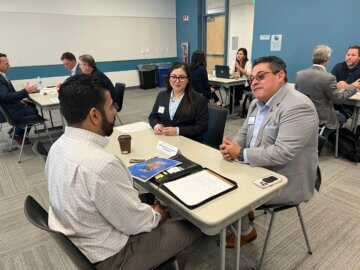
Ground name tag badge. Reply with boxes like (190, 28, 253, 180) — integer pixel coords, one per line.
(248, 116, 255, 125)
(158, 106, 165, 114)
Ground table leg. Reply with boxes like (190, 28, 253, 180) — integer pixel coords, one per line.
(235, 219, 241, 270)
(220, 228, 226, 270)
(49, 110, 54, 128)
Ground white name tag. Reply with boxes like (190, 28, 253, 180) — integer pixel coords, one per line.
(248, 116, 255, 125)
(156, 140, 179, 157)
(158, 106, 165, 114)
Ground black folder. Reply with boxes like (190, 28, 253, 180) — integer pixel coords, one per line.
(151, 154, 238, 209)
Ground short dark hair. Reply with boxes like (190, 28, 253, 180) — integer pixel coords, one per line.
(60, 52, 76, 61)
(59, 74, 109, 124)
(253, 56, 288, 82)
(347, 45, 360, 56)
(79, 54, 96, 68)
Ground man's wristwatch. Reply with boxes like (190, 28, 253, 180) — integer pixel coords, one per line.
(237, 148, 245, 162)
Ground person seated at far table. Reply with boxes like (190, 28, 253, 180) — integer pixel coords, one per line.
(229, 48, 252, 111)
(190, 50, 222, 106)
(148, 62, 209, 142)
(47, 74, 201, 270)
(295, 44, 360, 137)
(60, 52, 82, 77)
(331, 45, 360, 119)
(0, 52, 39, 145)
(78, 54, 116, 102)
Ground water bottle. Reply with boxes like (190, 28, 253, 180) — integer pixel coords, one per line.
(212, 68, 216, 77)
(37, 76, 42, 90)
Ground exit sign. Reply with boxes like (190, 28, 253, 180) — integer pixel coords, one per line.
(183, 15, 189, 22)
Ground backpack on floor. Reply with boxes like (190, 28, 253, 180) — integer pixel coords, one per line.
(328, 127, 360, 162)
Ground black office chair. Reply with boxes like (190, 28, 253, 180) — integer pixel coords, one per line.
(32, 141, 48, 161)
(0, 104, 53, 163)
(24, 196, 96, 270)
(24, 196, 179, 270)
(202, 105, 228, 149)
(113, 83, 126, 125)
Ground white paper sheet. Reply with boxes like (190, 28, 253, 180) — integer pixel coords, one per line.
(114, 122, 151, 133)
(163, 170, 233, 206)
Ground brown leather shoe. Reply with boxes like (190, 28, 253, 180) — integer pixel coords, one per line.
(14, 135, 31, 145)
(7, 127, 14, 135)
(248, 211, 255, 222)
(220, 227, 257, 248)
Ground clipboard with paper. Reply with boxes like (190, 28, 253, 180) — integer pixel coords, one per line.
(151, 155, 238, 209)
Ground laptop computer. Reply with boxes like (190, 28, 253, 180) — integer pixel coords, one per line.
(215, 65, 230, 79)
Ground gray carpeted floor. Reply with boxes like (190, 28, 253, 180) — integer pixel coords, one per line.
(0, 87, 359, 270)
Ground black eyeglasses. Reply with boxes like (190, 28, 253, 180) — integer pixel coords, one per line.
(249, 71, 277, 84)
(169, 75, 188, 82)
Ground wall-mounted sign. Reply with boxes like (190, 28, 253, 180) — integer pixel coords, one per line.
(271, 34, 282, 51)
(183, 15, 189, 22)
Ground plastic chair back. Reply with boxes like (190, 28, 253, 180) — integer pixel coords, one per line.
(24, 196, 96, 270)
(202, 105, 228, 149)
(114, 83, 126, 112)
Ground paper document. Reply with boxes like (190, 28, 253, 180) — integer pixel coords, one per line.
(114, 122, 150, 133)
(163, 170, 233, 206)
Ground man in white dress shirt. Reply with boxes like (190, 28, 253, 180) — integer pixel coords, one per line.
(46, 74, 200, 270)
(60, 52, 82, 76)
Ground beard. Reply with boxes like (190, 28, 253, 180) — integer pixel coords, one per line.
(100, 112, 115, 137)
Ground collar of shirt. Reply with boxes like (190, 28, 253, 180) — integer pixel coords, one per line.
(170, 90, 185, 102)
(313, 64, 326, 72)
(64, 126, 109, 148)
(0, 72, 8, 81)
(255, 84, 283, 111)
(71, 64, 78, 76)
(169, 90, 185, 121)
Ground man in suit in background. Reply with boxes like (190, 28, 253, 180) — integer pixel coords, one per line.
(78, 54, 116, 102)
(331, 45, 360, 119)
(0, 53, 39, 144)
(60, 52, 82, 76)
(220, 56, 319, 248)
(295, 45, 360, 136)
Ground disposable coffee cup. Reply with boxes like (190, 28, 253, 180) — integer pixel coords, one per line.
(118, 135, 131, 154)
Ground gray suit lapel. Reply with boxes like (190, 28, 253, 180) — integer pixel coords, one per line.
(253, 84, 289, 147)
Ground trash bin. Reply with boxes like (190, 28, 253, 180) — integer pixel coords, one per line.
(155, 62, 172, 87)
(138, 64, 157, 89)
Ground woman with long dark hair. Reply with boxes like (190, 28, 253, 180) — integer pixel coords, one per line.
(148, 62, 208, 142)
(230, 48, 252, 114)
(190, 50, 222, 106)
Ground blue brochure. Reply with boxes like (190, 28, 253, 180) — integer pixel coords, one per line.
(128, 157, 182, 182)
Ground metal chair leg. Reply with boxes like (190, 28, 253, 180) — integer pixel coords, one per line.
(33, 124, 41, 140)
(335, 126, 339, 158)
(18, 125, 28, 163)
(9, 127, 15, 152)
(116, 114, 123, 125)
(296, 206, 313, 254)
(257, 210, 276, 270)
(43, 122, 53, 144)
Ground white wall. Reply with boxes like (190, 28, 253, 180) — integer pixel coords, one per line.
(0, 0, 176, 87)
(227, 2, 254, 65)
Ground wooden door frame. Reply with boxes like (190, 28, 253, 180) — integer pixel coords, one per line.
(201, 0, 229, 65)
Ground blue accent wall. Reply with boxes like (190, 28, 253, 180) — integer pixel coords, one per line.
(8, 57, 177, 80)
(176, 0, 202, 62)
(252, 0, 360, 82)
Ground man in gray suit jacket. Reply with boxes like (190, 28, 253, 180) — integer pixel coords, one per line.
(220, 56, 319, 248)
(295, 45, 360, 136)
